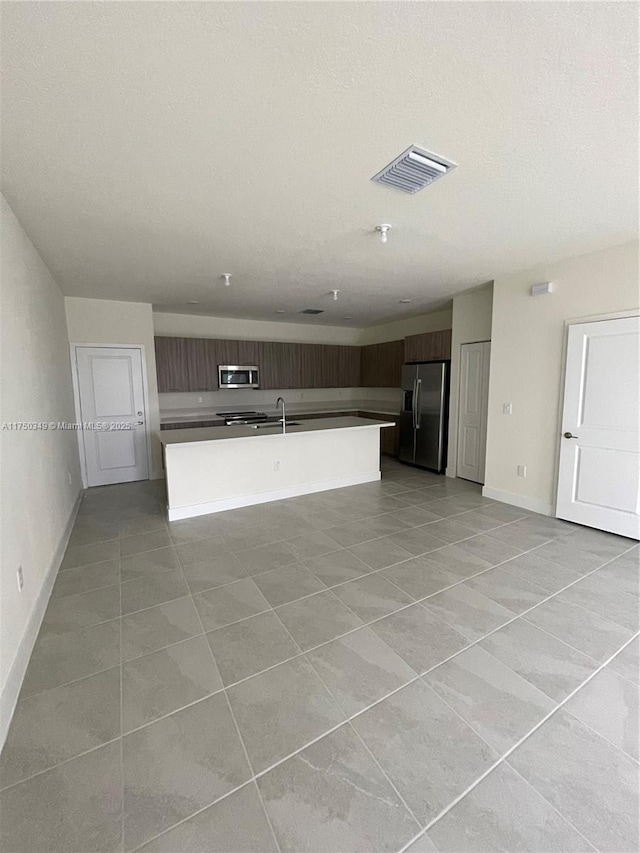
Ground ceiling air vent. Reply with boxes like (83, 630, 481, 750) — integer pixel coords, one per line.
(371, 145, 456, 194)
(300, 308, 324, 315)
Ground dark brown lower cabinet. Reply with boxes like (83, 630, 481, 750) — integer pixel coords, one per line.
(357, 412, 399, 456)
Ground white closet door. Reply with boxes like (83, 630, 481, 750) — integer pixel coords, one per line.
(556, 317, 639, 538)
(457, 341, 491, 483)
(76, 346, 149, 486)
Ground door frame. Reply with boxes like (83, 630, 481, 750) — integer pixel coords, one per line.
(554, 309, 640, 519)
(70, 343, 153, 489)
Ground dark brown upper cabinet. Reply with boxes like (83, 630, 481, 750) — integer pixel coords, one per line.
(214, 339, 239, 367)
(237, 339, 259, 365)
(184, 338, 211, 391)
(258, 341, 301, 390)
(404, 329, 452, 362)
(360, 339, 404, 388)
(155, 337, 190, 393)
(337, 346, 361, 387)
(154, 331, 449, 393)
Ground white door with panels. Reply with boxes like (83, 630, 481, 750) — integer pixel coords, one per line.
(556, 317, 639, 539)
(457, 341, 491, 483)
(75, 346, 149, 486)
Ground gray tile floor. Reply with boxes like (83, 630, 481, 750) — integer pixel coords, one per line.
(1, 458, 638, 852)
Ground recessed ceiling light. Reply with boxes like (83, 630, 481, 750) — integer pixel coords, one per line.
(343, 315, 353, 320)
(275, 310, 285, 314)
(188, 300, 199, 304)
(399, 299, 412, 304)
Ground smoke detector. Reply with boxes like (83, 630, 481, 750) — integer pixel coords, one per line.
(372, 145, 456, 194)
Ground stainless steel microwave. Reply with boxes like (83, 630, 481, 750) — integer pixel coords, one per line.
(218, 365, 260, 389)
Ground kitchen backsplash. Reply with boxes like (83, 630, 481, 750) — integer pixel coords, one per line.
(159, 387, 401, 412)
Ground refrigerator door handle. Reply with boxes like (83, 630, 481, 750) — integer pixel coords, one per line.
(412, 378, 418, 429)
(415, 378, 422, 430)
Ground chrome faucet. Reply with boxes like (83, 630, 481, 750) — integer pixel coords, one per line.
(276, 396, 286, 434)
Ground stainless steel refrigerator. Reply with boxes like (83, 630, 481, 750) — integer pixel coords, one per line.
(399, 361, 450, 472)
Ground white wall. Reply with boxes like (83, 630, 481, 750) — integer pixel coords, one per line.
(0, 195, 83, 745)
(359, 307, 453, 345)
(153, 312, 361, 345)
(153, 306, 453, 347)
(484, 241, 639, 514)
(65, 297, 162, 477)
(446, 285, 493, 478)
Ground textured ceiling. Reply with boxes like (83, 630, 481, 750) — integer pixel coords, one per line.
(1, 2, 637, 327)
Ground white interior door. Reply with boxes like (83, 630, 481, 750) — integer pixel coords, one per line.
(556, 317, 639, 538)
(76, 346, 149, 486)
(457, 341, 491, 483)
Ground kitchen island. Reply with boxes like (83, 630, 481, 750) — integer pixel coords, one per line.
(159, 416, 394, 520)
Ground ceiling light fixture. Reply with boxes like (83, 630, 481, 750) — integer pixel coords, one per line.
(375, 224, 391, 244)
(399, 299, 412, 304)
(222, 273, 232, 287)
(188, 300, 200, 304)
(343, 315, 353, 320)
(330, 290, 339, 301)
(275, 309, 285, 314)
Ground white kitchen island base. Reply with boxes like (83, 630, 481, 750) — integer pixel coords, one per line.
(159, 416, 393, 521)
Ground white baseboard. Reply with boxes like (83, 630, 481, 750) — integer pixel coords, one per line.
(167, 472, 381, 521)
(0, 490, 83, 749)
(482, 485, 553, 517)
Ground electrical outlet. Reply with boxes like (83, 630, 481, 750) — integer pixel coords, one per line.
(17, 565, 24, 592)
(273, 460, 280, 471)
(503, 403, 513, 415)
(67, 471, 72, 486)
(197, 396, 203, 404)
(517, 465, 527, 477)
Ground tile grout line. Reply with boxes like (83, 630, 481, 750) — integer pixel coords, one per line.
(130, 622, 640, 853)
(396, 629, 640, 853)
(13, 523, 630, 786)
(0, 734, 123, 793)
(502, 762, 600, 852)
(124, 538, 639, 763)
(297, 650, 425, 833)
(10, 476, 635, 840)
(20, 522, 633, 713)
(189, 592, 284, 853)
(58, 489, 536, 578)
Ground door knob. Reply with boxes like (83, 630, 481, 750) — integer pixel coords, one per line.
(136, 421, 144, 426)
(563, 432, 578, 439)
